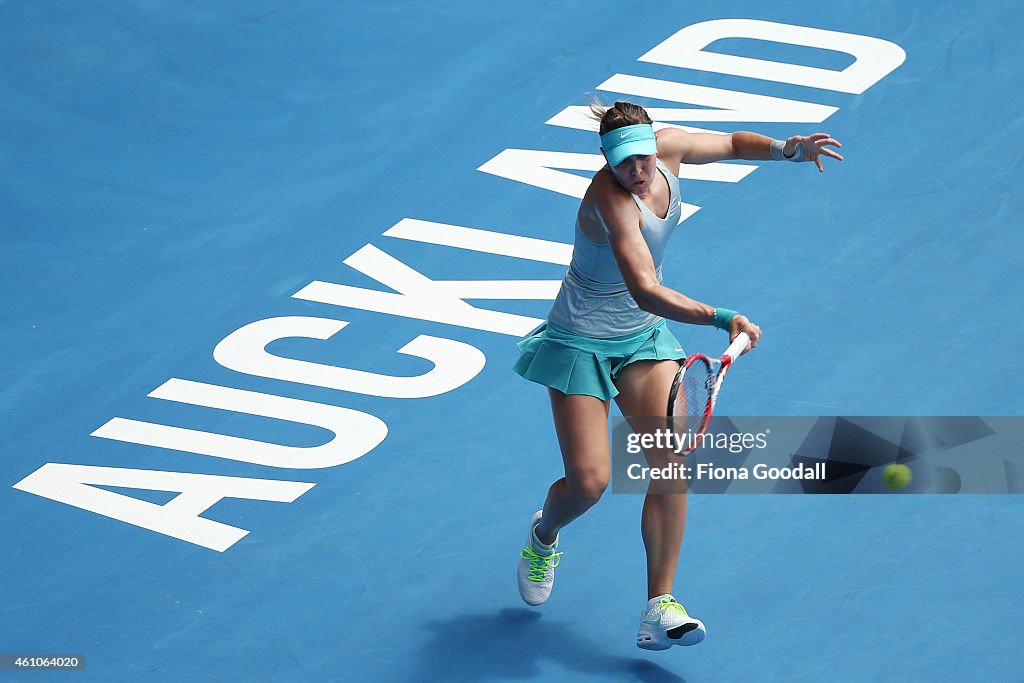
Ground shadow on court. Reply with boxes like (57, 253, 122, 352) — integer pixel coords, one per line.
(413, 608, 689, 682)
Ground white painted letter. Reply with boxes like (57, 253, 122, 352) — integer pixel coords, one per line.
(383, 218, 573, 265)
(13, 463, 314, 552)
(597, 74, 837, 123)
(91, 379, 387, 468)
(293, 244, 547, 336)
(639, 19, 906, 94)
(478, 149, 701, 220)
(479, 150, 605, 200)
(213, 316, 486, 398)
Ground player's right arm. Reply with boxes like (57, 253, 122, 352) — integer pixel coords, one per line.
(594, 171, 761, 348)
(594, 171, 715, 327)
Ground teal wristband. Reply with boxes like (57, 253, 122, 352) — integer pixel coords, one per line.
(712, 308, 738, 331)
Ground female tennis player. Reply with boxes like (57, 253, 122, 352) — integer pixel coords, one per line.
(513, 100, 842, 650)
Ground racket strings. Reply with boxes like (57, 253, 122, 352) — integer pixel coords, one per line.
(672, 357, 717, 423)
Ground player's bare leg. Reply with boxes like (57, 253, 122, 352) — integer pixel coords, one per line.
(615, 359, 705, 648)
(517, 389, 610, 605)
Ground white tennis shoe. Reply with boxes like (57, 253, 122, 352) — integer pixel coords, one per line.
(517, 510, 561, 606)
(636, 595, 706, 650)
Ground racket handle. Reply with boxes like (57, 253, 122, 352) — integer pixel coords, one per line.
(724, 332, 750, 362)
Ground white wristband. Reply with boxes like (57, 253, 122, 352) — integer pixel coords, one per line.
(770, 139, 804, 162)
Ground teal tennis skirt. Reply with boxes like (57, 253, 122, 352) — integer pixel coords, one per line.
(512, 319, 686, 400)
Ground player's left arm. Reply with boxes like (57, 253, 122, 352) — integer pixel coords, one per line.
(657, 127, 843, 172)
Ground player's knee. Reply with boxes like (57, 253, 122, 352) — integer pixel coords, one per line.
(569, 475, 609, 506)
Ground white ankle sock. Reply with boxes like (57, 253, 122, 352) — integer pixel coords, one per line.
(647, 594, 674, 609)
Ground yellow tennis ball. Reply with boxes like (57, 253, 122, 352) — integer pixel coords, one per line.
(882, 463, 912, 491)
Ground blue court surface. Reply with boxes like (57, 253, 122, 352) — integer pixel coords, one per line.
(3, 1, 1023, 681)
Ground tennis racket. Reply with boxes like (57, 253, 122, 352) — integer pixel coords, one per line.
(666, 332, 750, 455)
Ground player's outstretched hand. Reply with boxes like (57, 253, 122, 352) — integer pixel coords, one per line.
(786, 133, 843, 172)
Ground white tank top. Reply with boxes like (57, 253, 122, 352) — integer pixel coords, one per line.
(546, 158, 682, 338)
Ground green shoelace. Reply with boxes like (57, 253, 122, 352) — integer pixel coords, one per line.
(520, 547, 562, 582)
(656, 597, 689, 618)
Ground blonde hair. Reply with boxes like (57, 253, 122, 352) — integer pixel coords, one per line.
(588, 98, 653, 135)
